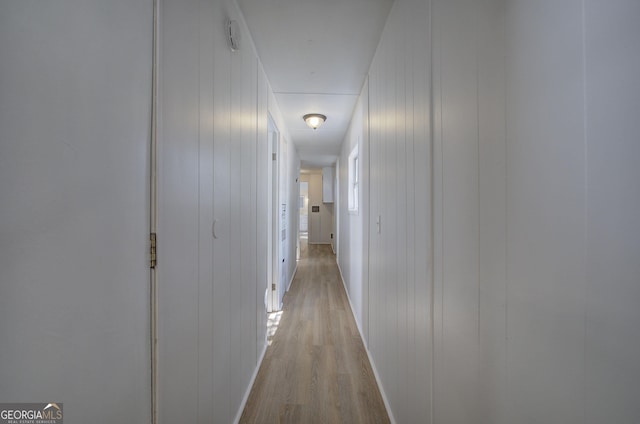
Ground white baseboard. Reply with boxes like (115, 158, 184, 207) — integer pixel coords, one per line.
(233, 342, 268, 424)
(336, 263, 397, 424)
(286, 263, 297, 292)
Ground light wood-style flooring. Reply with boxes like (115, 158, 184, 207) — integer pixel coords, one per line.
(240, 242, 390, 423)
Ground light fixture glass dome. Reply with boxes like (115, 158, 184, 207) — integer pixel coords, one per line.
(303, 113, 326, 130)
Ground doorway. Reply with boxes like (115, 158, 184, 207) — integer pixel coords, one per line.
(298, 181, 309, 259)
(267, 116, 282, 313)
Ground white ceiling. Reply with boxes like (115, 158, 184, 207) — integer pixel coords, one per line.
(237, 0, 394, 169)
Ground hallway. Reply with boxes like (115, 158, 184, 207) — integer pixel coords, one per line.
(2, 0, 640, 422)
(240, 243, 389, 423)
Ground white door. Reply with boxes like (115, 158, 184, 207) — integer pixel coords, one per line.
(0, 1, 152, 420)
(299, 182, 309, 232)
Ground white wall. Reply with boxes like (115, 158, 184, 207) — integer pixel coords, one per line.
(337, 90, 366, 337)
(366, 0, 432, 422)
(500, 2, 585, 421)
(432, 0, 506, 421)
(501, 1, 640, 422)
(156, 0, 293, 422)
(0, 0, 153, 421)
(583, 2, 640, 421)
(353, 0, 640, 423)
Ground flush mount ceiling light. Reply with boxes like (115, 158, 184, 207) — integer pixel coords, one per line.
(303, 113, 326, 130)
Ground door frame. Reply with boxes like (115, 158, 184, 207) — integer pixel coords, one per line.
(267, 115, 280, 312)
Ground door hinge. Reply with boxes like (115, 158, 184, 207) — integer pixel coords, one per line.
(272, 153, 276, 161)
(150, 232, 157, 269)
(272, 283, 276, 291)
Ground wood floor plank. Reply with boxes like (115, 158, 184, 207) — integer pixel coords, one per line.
(279, 404, 302, 424)
(239, 243, 390, 424)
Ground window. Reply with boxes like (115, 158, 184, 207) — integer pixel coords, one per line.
(348, 144, 359, 213)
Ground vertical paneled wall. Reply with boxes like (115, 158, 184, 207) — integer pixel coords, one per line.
(503, 2, 586, 422)
(0, 1, 153, 421)
(256, 62, 269, 361)
(432, 0, 481, 419)
(358, 0, 640, 422)
(337, 92, 366, 335)
(366, 0, 432, 422)
(583, 2, 640, 421)
(157, 0, 277, 422)
(158, 0, 203, 419)
(502, 1, 640, 423)
(431, 0, 507, 422)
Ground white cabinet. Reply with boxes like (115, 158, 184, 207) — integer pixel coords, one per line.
(322, 166, 334, 203)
